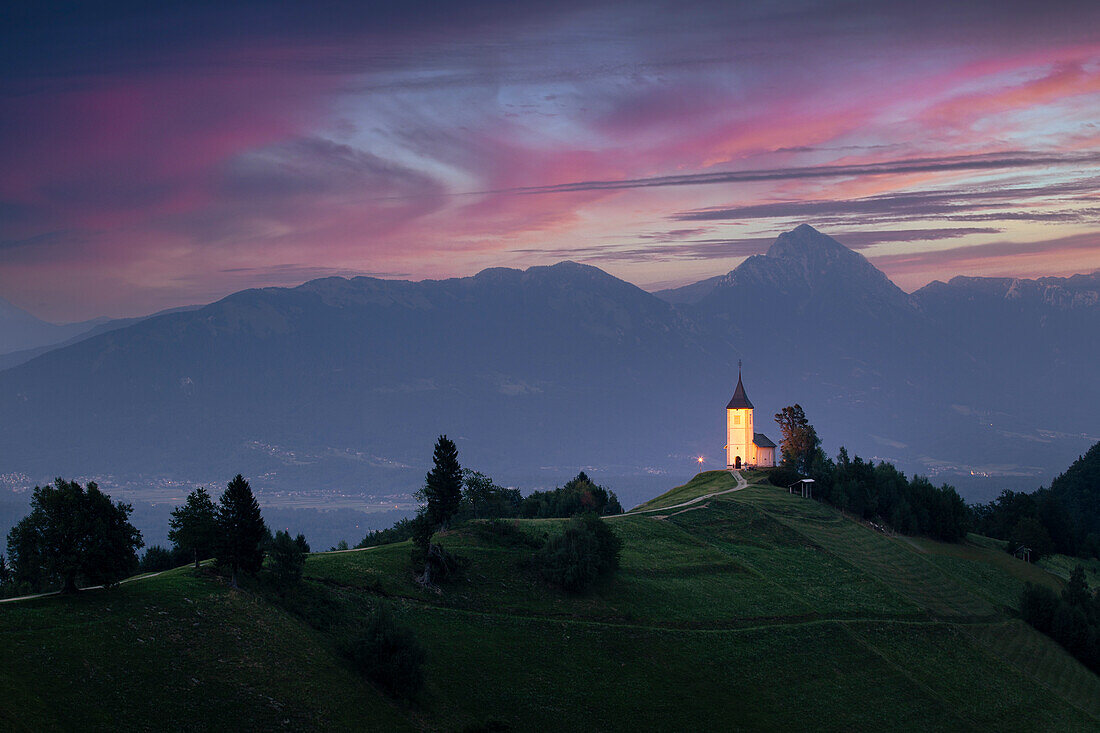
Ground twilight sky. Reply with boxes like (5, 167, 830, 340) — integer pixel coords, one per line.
(2, 0, 1099, 321)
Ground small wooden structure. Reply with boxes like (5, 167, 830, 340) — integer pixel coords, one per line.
(1014, 545, 1032, 563)
(788, 478, 814, 499)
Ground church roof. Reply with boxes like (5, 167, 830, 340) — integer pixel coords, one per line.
(753, 433, 776, 448)
(726, 372, 754, 410)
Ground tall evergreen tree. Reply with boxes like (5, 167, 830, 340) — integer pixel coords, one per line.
(216, 474, 266, 587)
(168, 487, 219, 569)
(421, 435, 463, 528)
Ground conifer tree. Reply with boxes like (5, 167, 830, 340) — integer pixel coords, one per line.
(216, 474, 266, 587)
(421, 435, 463, 528)
(168, 487, 219, 569)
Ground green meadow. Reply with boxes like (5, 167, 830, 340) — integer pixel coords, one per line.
(2, 471, 1098, 731)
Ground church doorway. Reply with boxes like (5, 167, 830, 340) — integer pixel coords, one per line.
(734, 456, 742, 469)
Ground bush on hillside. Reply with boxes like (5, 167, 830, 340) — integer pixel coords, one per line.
(268, 530, 308, 587)
(458, 470, 523, 520)
(1007, 516, 1055, 561)
(471, 518, 541, 548)
(521, 472, 624, 518)
(534, 513, 621, 593)
(348, 603, 427, 698)
(139, 544, 190, 572)
(767, 466, 800, 490)
(412, 541, 464, 586)
(357, 517, 418, 548)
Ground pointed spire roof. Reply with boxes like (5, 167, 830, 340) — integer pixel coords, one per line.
(726, 362, 754, 410)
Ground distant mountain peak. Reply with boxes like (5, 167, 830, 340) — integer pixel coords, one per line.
(765, 224, 859, 263)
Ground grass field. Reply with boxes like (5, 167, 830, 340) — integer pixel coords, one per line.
(2, 470, 1097, 731)
(1040, 553, 1100, 587)
(630, 470, 741, 511)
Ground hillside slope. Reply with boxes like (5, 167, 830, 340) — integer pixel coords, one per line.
(2, 472, 1098, 731)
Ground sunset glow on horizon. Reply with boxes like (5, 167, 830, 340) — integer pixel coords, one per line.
(2, 1, 1099, 321)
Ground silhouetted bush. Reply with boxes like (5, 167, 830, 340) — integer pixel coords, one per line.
(348, 603, 427, 698)
(268, 530, 308, 587)
(534, 514, 621, 593)
(767, 466, 800, 490)
(521, 472, 623, 518)
(139, 544, 189, 572)
(357, 517, 418, 548)
(457, 470, 523, 520)
(412, 541, 464, 585)
(471, 519, 540, 548)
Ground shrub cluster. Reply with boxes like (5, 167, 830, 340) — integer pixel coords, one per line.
(348, 603, 427, 698)
(139, 544, 191, 572)
(521, 472, 623, 518)
(471, 519, 540, 548)
(534, 514, 622, 593)
(268, 530, 309, 587)
(1019, 566, 1100, 673)
(357, 517, 418, 548)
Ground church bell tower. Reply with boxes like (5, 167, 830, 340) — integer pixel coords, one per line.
(726, 361, 755, 469)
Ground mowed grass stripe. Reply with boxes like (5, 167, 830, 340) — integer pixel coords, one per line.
(968, 620, 1100, 721)
(667, 502, 921, 618)
(399, 603, 971, 733)
(733, 486, 997, 617)
(846, 620, 1099, 732)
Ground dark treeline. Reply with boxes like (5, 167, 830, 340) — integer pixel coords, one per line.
(519, 471, 623, 518)
(1, 474, 308, 597)
(771, 405, 969, 542)
(1020, 567, 1100, 674)
(357, 467, 622, 549)
(972, 443, 1100, 561)
(365, 435, 623, 595)
(773, 405, 1100, 558)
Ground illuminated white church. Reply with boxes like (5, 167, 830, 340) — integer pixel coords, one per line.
(725, 365, 776, 470)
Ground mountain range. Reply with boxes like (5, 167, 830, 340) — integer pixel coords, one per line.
(0, 297, 108, 355)
(0, 225, 1096, 504)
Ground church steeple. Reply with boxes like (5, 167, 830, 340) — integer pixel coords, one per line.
(726, 361, 754, 409)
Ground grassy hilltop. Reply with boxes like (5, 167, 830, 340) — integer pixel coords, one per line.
(3, 471, 1100, 731)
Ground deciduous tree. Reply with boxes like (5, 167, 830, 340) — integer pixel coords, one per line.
(5, 478, 142, 592)
(774, 404, 821, 474)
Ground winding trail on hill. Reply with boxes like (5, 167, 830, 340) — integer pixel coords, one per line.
(0, 541, 389, 603)
(615, 470, 748, 518)
(0, 569, 170, 605)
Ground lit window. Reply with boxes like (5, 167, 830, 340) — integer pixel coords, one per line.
(733, 415, 740, 425)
